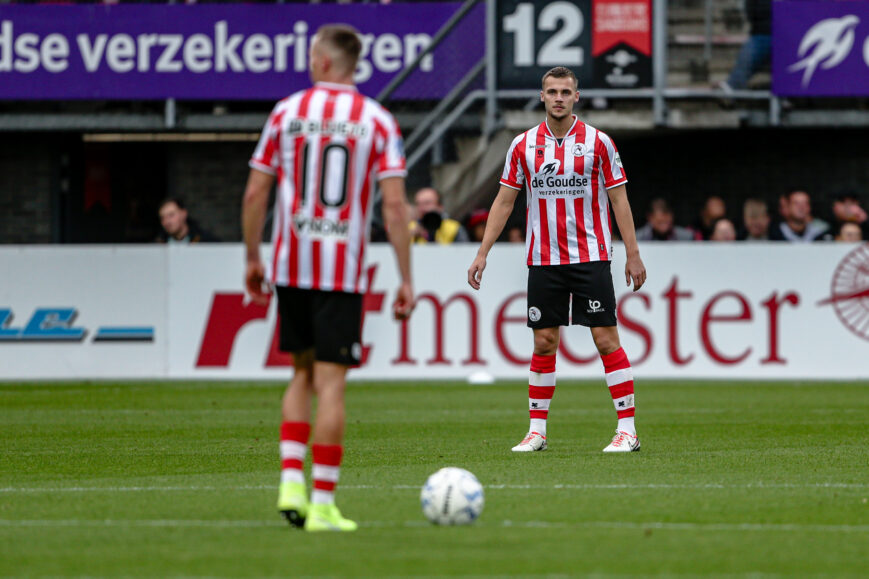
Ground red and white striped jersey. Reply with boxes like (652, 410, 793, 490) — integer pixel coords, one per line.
(500, 116, 627, 266)
(250, 81, 406, 293)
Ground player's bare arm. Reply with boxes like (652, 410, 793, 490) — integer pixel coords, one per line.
(607, 184, 647, 292)
(241, 168, 275, 305)
(468, 185, 520, 290)
(380, 176, 415, 320)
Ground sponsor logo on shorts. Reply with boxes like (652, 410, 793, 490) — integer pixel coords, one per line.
(587, 299, 604, 314)
(528, 306, 542, 322)
(351, 342, 362, 361)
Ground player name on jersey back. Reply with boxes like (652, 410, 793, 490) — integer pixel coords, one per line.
(286, 118, 370, 138)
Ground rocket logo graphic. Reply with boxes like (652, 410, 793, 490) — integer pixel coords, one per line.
(788, 15, 860, 87)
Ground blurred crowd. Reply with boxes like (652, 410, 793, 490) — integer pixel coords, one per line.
(634, 189, 866, 244)
(156, 187, 867, 246)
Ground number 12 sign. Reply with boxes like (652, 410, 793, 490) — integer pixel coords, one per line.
(496, 0, 652, 91)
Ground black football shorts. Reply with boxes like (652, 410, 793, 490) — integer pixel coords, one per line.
(526, 261, 618, 328)
(275, 286, 363, 365)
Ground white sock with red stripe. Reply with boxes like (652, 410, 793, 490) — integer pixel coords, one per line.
(528, 353, 556, 437)
(280, 422, 310, 484)
(311, 444, 343, 505)
(601, 348, 636, 435)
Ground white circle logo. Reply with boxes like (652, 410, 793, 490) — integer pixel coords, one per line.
(528, 307, 541, 322)
(819, 243, 869, 341)
(351, 342, 362, 360)
(572, 144, 585, 157)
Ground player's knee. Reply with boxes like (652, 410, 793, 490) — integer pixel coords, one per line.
(592, 331, 620, 356)
(533, 331, 558, 355)
(293, 349, 315, 371)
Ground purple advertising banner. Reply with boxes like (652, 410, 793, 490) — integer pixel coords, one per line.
(0, 3, 484, 100)
(773, 0, 869, 96)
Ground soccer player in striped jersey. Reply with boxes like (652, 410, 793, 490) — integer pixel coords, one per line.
(242, 24, 414, 531)
(467, 66, 647, 453)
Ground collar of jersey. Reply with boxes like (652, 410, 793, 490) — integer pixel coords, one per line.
(314, 81, 358, 92)
(542, 115, 579, 142)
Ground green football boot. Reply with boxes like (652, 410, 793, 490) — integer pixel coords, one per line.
(303, 503, 358, 532)
(277, 482, 308, 528)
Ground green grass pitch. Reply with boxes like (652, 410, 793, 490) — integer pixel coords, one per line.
(1, 380, 868, 577)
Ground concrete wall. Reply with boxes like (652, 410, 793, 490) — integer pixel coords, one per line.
(0, 137, 54, 243)
(166, 142, 253, 243)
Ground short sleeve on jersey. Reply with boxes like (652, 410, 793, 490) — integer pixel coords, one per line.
(596, 132, 627, 189)
(249, 105, 282, 176)
(499, 135, 526, 190)
(375, 113, 407, 181)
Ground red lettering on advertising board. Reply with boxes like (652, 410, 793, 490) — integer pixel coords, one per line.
(617, 292, 652, 365)
(494, 292, 530, 366)
(196, 293, 270, 367)
(662, 278, 694, 365)
(700, 291, 752, 365)
(392, 292, 485, 366)
(195, 274, 802, 371)
(760, 291, 800, 364)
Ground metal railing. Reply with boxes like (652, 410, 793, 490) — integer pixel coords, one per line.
(399, 0, 781, 169)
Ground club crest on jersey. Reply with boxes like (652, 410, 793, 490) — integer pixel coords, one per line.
(572, 144, 585, 157)
(614, 153, 623, 168)
(292, 215, 350, 240)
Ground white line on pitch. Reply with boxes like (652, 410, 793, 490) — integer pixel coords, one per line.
(0, 519, 867, 533)
(1, 482, 866, 493)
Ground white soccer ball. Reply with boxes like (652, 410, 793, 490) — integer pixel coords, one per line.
(420, 467, 484, 525)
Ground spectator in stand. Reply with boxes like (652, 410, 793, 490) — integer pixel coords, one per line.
(777, 193, 790, 224)
(466, 209, 489, 243)
(771, 189, 831, 242)
(636, 198, 695, 241)
(719, 0, 771, 92)
(692, 195, 726, 240)
(156, 198, 219, 243)
(835, 222, 863, 242)
(737, 198, 772, 240)
(697, 195, 726, 239)
(831, 190, 867, 237)
(409, 187, 469, 244)
(505, 220, 525, 243)
(709, 217, 737, 241)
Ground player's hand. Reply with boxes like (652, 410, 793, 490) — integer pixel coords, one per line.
(392, 281, 415, 320)
(625, 254, 647, 292)
(467, 255, 487, 290)
(245, 260, 270, 305)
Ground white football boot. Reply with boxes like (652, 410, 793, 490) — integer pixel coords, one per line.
(602, 430, 641, 453)
(511, 431, 547, 452)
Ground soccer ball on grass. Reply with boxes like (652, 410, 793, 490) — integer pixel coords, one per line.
(420, 467, 484, 525)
